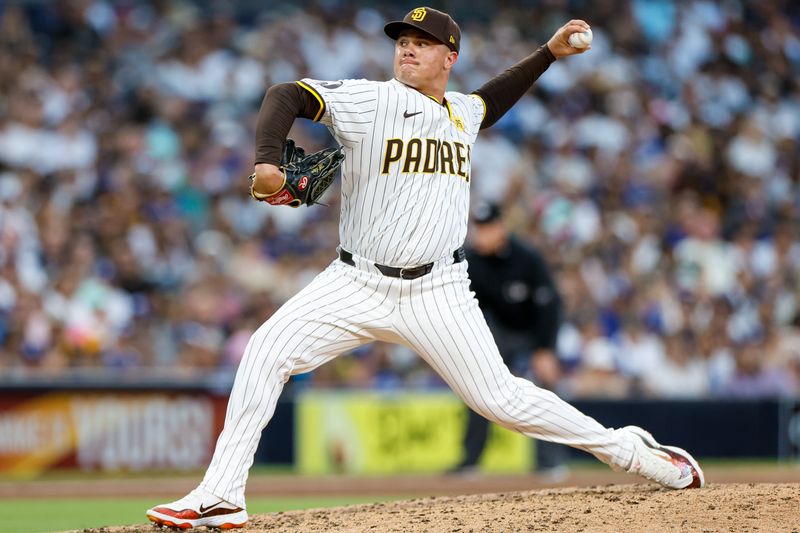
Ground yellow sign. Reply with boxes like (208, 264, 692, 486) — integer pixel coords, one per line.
(297, 391, 532, 474)
(410, 8, 427, 21)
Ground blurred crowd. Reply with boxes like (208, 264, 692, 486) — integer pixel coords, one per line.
(0, 0, 798, 399)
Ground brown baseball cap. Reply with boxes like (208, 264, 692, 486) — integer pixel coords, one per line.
(384, 7, 461, 53)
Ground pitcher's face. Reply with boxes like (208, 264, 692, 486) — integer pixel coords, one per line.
(394, 29, 456, 92)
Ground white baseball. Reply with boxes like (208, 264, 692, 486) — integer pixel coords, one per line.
(568, 28, 593, 49)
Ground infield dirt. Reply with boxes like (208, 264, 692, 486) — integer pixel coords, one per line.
(225, 483, 800, 532)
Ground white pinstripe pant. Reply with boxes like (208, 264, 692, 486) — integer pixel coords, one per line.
(200, 257, 635, 507)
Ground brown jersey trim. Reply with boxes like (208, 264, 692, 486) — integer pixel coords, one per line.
(472, 44, 556, 130)
(444, 98, 454, 121)
(296, 80, 326, 121)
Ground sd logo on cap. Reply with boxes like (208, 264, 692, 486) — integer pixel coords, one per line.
(384, 6, 461, 53)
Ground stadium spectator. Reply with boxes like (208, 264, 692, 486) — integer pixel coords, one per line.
(0, 0, 796, 400)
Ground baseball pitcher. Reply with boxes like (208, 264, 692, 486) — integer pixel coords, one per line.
(147, 7, 704, 529)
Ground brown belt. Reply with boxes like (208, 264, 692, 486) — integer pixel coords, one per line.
(338, 247, 465, 280)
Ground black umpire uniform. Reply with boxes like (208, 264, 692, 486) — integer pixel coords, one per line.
(452, 202, 566, 474)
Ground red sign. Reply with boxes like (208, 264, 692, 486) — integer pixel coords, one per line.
(0, 392, 227, 475)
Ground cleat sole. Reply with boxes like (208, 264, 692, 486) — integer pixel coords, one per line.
(147, 512, 247, 530)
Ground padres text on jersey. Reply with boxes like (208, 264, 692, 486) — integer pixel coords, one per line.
(299, 77, 485, 267)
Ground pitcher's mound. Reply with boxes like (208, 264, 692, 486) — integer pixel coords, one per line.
(100, 482, 799, 532)
(244, 483, 797, 533)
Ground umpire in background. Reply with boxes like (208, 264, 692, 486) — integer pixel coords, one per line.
(451, 201, 569, 478)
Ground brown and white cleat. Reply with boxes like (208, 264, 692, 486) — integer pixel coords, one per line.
(623, 425, 705, 489)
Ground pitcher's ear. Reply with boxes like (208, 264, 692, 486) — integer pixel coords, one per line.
(445, 50, 458, 70)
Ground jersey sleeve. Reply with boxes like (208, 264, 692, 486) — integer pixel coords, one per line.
(467, 94, 487, 129)
(444, 91, 487, 144)
(297, 78, 379, 147)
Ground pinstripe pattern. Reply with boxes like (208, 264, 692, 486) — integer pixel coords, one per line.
(199, 260, 634, 508)
(302, 78, 480, 267)
(394, 263, 631, 462)
(200, 262, 396, 505)
(193, 76, 637, 509)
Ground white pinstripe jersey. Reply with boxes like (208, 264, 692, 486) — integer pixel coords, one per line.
(299, 78, 486, 267)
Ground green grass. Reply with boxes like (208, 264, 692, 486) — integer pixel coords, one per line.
(0, 495, 398, 533)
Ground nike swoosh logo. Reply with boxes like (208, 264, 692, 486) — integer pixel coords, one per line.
(199, 501, 225, 514)
(403, 111, 422, 118)
(319, 81, 343, 89)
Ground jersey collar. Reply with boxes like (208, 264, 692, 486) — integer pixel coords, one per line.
(391, 78, 451, 119)
(391, 78, 447, 106)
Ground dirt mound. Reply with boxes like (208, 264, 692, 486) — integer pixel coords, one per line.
(92, 483, 800, 533)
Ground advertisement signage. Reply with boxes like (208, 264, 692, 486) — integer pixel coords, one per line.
(296, 391, 532, 474)
(0, 392, 221, 476)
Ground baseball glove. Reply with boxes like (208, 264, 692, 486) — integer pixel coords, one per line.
(249, 139, 344, 207)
